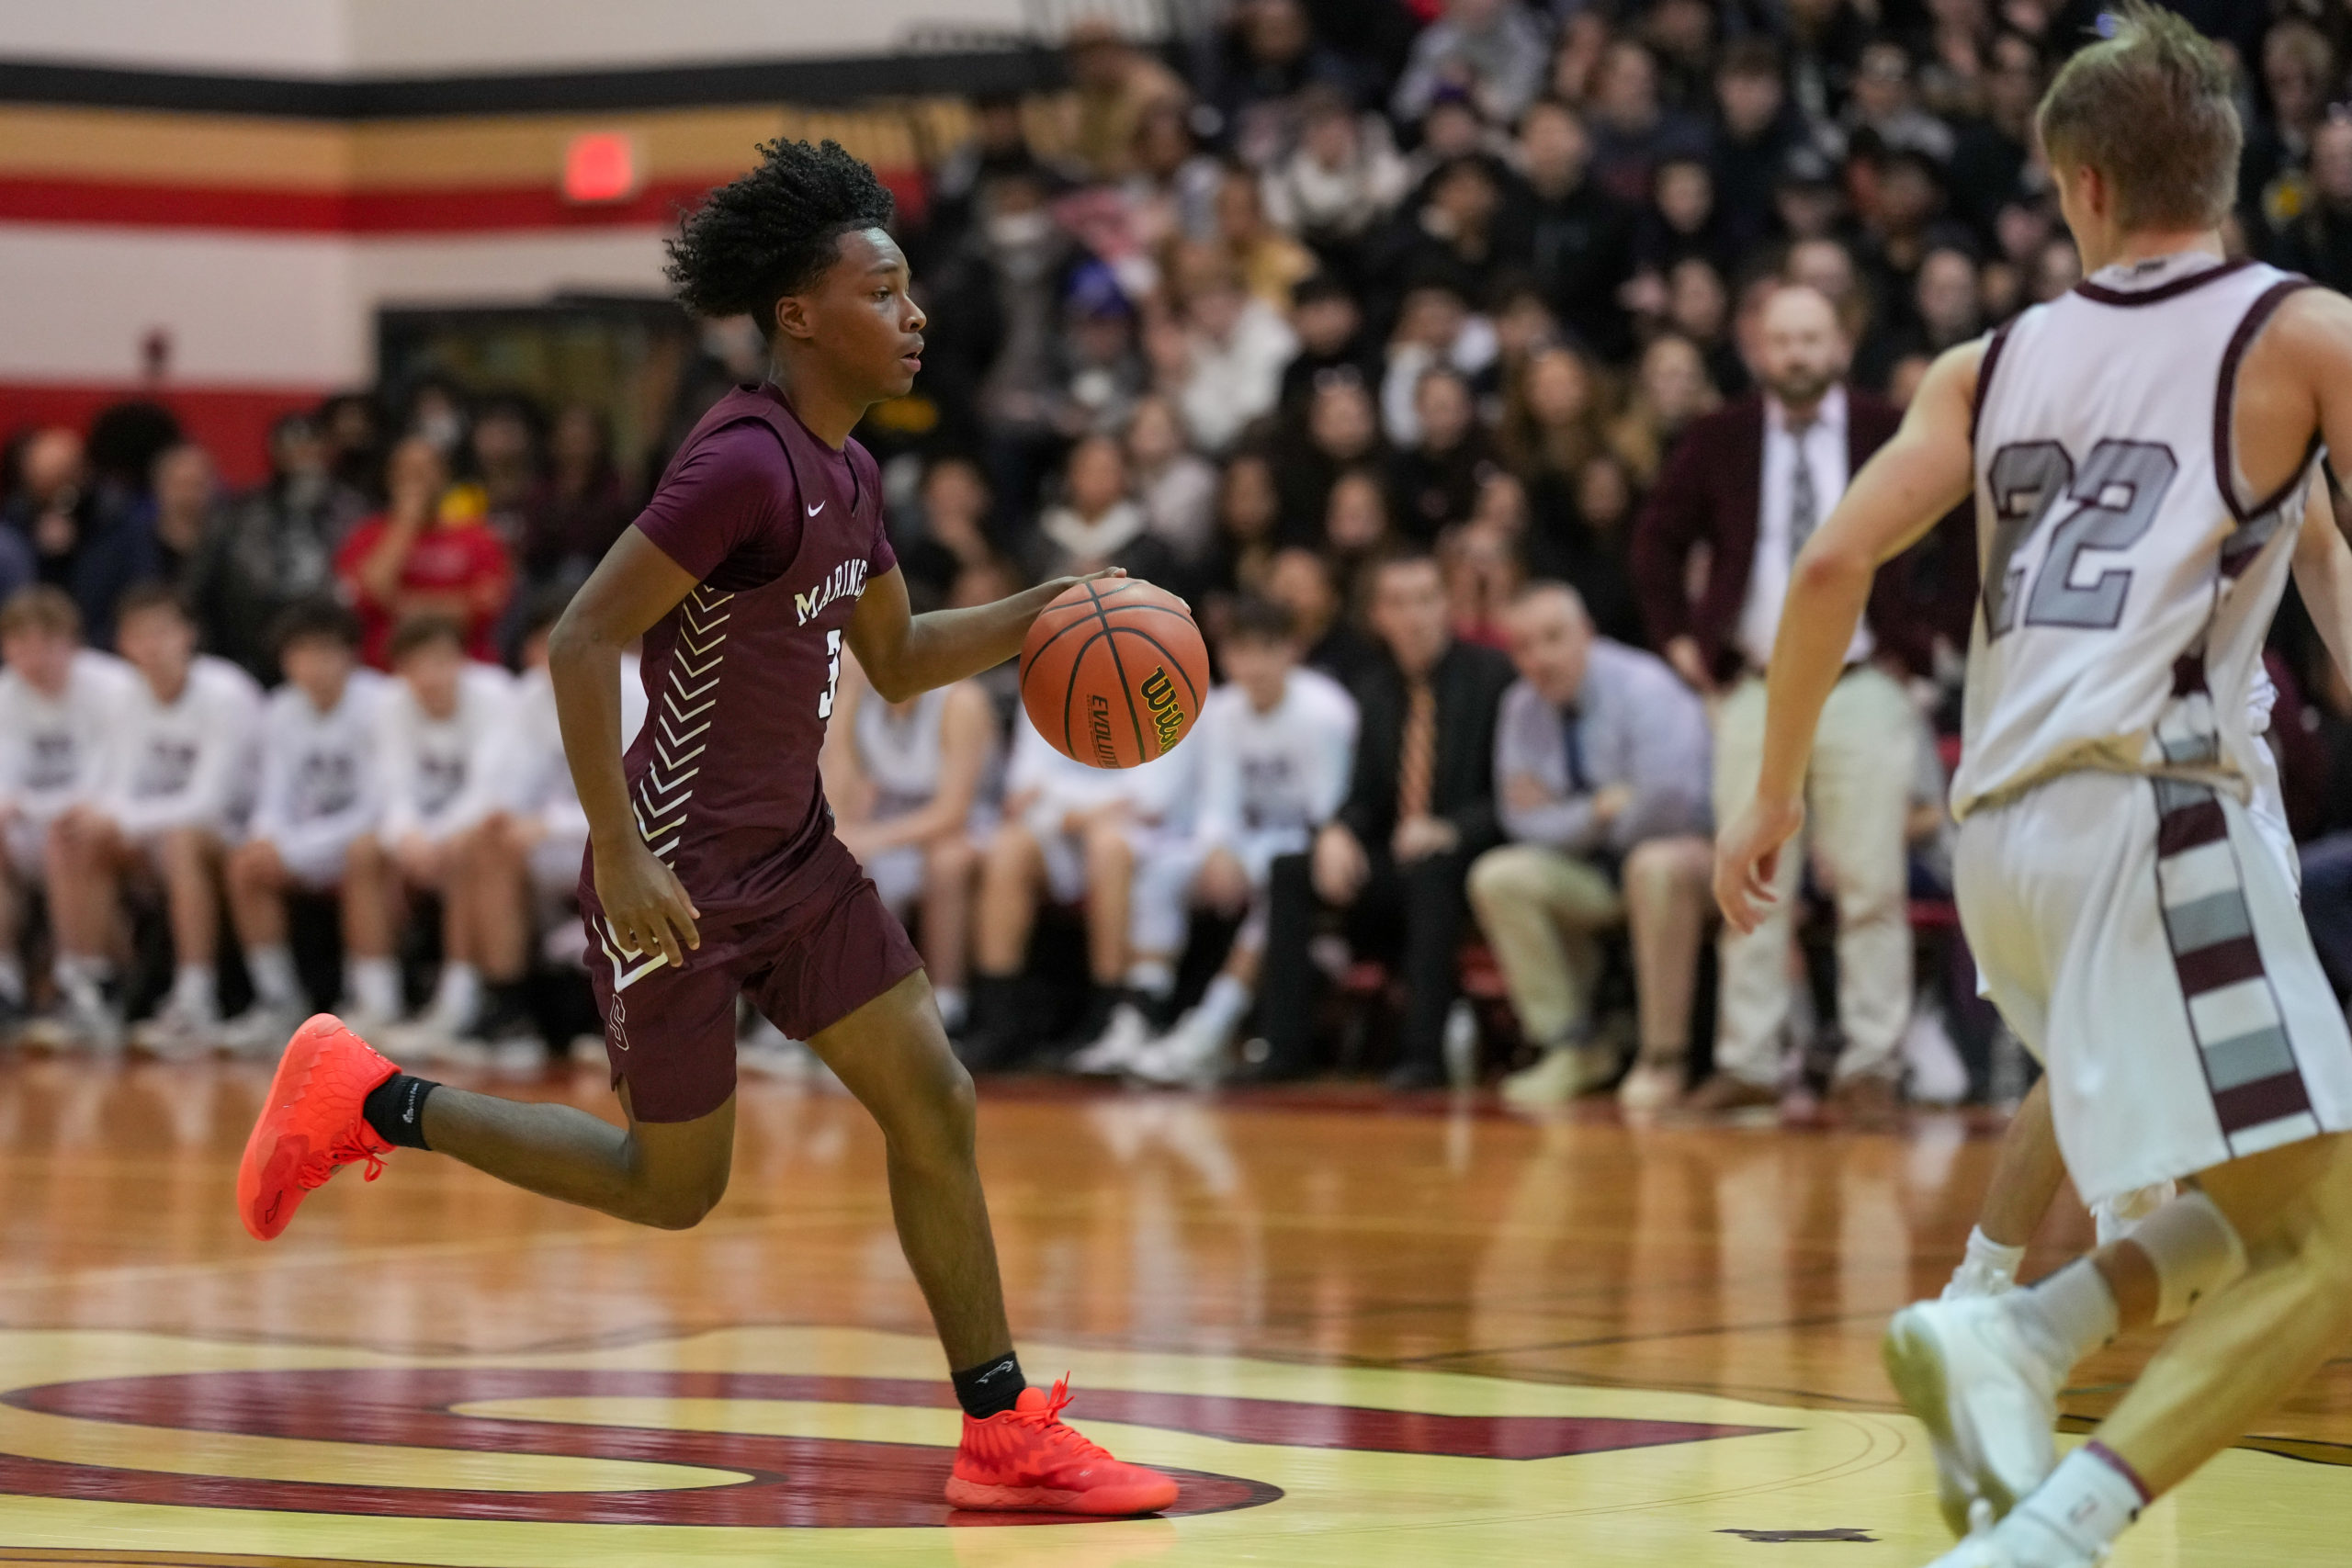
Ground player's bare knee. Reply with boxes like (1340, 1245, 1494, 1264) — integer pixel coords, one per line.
(636, 1169, 729, 1231)
(926, 835, 977, 882)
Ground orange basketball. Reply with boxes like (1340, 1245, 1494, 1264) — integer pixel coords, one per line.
(1019, 578, 1211, 769)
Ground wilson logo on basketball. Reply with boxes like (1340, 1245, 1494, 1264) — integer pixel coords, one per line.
(1087, 693, 1118, 768)
(1142, 666, 1186, 754)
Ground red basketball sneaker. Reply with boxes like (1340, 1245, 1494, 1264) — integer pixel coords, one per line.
(237, 1014, 399, 1242)
(945, 1376, 1178, 1516)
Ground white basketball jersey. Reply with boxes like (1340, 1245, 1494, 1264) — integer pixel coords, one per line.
(1951, 254, 2321, 819)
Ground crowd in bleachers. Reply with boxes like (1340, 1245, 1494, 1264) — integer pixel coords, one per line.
(6, 0, 2352, 1111)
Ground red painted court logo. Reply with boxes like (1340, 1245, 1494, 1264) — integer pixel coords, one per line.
(0, 1368, 1781, 1529)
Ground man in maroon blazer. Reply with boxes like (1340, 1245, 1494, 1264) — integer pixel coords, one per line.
(1632, 282, 1970, 1123)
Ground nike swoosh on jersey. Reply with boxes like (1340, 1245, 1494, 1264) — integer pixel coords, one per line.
(806, 501, 826, 516)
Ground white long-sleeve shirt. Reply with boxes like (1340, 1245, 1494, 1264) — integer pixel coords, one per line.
(248, 670, 390, 864)
(102, 655, 265, 837)
(1190, 668, 1358, 876)
(0, 650, 138, 825)
(498, 654, 647, 838)
(378, 661, 515, 844)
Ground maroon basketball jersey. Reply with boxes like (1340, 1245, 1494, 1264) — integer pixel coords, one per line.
(584, 383, 896, 978)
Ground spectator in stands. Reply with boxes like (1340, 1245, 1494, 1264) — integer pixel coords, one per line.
(896, 456, 1004, 609)
(1216, 161, 1318, 311)
(1265, 543, 1379, 689)
(2277, 117, 2352, 295)
(1261, 86, 1411, 265)
(1391, 0, 1550, 128)
(1321, 468, 1394, 589)
(1258, 551, 1514, 1087)
(1206, 448, 1283, 598)
(1388, 366, 1493, 544)
(1887, 245, 1984, 372)
(2245, 17, 2335, 245)
(1630, 282, 1919, 1122)
(371, 615, 530, 1059)
(518, 403, 633, 598)
(1469, 582, 1712, 1111)
(1511, 97, 1637, 360)
(1585, 39, 1710, 209)
(337, 436, 514, 669)
(1050, 264, 1149, 438)
(0, 588, 132, 1030)
(1064, 17, 1192, 183)
(1197, 0, 1361, 170)
(1278, 370, 1384, 536)
(217, 600, 395, 1050)
(825, 657, 998, 1037)
(317, 392, 384, 503)
(1710, 39, 1813, 256)
(1275, 276, 1376, 412)
(960, 705, 1195, 1072)
(145, 442, 218, 583)
(1379, 279, 1496, 445)
(1945, 30, 2043, 234)
(1135, 596, 1358, 1085)
(1173, 254, 1299, 453)
(1029, 434, 1183, 588)
(466, 397, 541, 546)
(187, 412, 367, 682)
(1125, 395, 1220, 564)
(2, 426, 150, 650)
(42, 584, 262, 1054)
(1607, 332, 1719, 484)
(1844, 39, 1955, 164)
(1439, 514, 1521, 649)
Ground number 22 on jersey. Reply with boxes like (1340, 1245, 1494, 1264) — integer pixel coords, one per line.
(1982, 438, 2178, 638)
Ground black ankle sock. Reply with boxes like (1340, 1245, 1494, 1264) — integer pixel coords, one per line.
(363, 1073, 439, 1151)
(950, 1351, 1027, 1419)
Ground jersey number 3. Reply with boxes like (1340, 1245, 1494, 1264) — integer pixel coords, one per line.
(817, 628, 843, 719)
(1982, 438, 2178, 638)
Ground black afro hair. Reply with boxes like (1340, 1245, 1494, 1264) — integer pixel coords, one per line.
(665, 138, 897, 329)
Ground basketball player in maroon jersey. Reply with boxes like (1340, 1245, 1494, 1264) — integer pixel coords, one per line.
(237, 140, 1177, 1516)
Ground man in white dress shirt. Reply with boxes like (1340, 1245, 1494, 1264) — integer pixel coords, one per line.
(1632, 284, 1929, 1122)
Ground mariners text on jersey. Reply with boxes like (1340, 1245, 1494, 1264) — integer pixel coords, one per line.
(796, 559, 869, 626)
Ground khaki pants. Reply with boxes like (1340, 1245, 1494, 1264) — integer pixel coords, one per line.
(1467, 845, 1623, 1047)
(1711, 668, 1916, 1088)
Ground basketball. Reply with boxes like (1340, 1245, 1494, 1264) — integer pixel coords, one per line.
(1019, 578, 1211, 769)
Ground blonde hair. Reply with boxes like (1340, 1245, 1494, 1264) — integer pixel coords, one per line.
(2036, 1, 2241, 232)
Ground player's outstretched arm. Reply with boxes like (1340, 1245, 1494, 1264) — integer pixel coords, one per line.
(548, 525, 704, 966)
(2293, 468, 2352, 691)
(1713, 339, 1982, 931)
(847, 564, 1125, 703)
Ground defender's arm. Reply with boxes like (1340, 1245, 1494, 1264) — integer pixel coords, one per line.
(1715, 339, 1983, 931)
(2294, 468, 2352, 692)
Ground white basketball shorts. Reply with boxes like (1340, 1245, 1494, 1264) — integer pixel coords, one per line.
(1957, 769, 2352, 1204)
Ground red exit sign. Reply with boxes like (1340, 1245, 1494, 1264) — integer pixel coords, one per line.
(563, 132, 641, 204)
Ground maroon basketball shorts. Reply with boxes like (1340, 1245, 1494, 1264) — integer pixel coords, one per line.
(583, 852, 922, 1123)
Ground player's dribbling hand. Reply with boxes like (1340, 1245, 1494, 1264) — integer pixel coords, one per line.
(1713, 794, 1805, 934)
(594, 837, 701, 966)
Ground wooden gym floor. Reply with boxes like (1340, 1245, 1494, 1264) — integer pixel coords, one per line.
(0, 1055, 2346, 1566)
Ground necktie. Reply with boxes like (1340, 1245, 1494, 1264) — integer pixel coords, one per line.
(1397, 678, 1435, 822)
(1560, 705, 1589, 795)
(1786, 414, 1819, 560)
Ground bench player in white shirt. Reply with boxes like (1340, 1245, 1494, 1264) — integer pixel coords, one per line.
(372, 615, 528, 1059)
(1129, 596, 1358, 1086)
(215, 600, 397, 1054)
(0, 587, 136, 1032)
(46, 583, 263, 1053)
(823, 655, 996, 1036)
(1714, 12, 2352, 1564)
